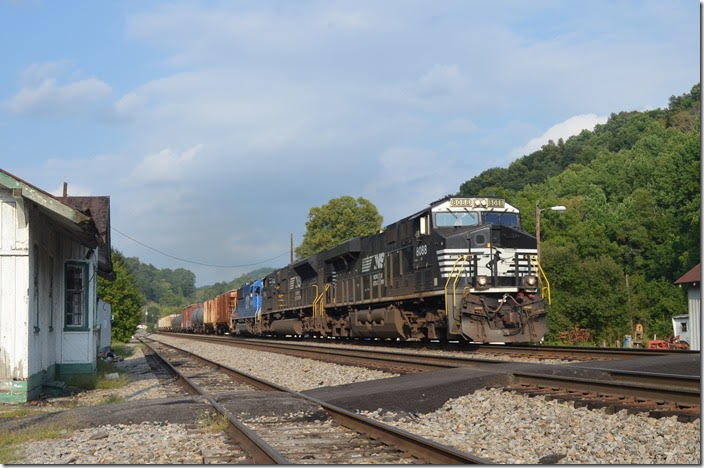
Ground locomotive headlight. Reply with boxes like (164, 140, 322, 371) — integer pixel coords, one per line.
(476, 275, 489, 289)
(524, 275, 538, 287)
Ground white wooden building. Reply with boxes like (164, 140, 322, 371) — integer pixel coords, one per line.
(0, 169, 113, 403)
(675, 264, 700, 351)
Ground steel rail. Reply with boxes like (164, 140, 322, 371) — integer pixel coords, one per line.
(596, 368, 701, 391)
(512, 371, 700, 406)
(139, 338, 289, 464)
(147, 335, 491, 464)
(159, 332, 513, 371)
(472, 343, 699, 359)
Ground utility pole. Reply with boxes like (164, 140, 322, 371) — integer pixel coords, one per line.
(290, 233, 294, 265)
(535, 203, 541, 262)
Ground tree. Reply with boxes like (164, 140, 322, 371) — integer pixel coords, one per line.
(98, 250, 146, 342)
(295, 196, 383, 259)
(456, 83, 699, 343)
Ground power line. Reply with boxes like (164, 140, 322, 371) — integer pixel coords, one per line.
(111, 226, 289, 268)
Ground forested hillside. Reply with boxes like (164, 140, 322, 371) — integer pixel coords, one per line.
(459, 84, 700, 343)
(121, 254, 274, 328)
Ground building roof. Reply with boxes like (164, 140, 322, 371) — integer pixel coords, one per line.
(675, 264, 700, 285)
(0, 168, 114, 279)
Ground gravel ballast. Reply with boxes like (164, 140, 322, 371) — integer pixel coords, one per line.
(20, 421, 240, 464)
(238, 336, 578, 364)
(361, 388, 700, 464)
(150, 334, 398, 391)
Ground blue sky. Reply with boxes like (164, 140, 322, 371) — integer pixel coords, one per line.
(0, 0, 698, 286)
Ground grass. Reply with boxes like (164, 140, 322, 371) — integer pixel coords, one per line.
(110, 342, 134, 358)
(63, 360, 128, 391)
(0, 407, 44, 419)
(199, 411, 229, 433)
(0, 424, 68, 463)
(97, 394, 125, 405)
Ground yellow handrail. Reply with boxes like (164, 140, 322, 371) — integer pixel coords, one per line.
(312, 284, 330, 319)
(319, 284, 330, 318)
(311, 284, 319, 317)
(444, 254, 471, 316)
(529, 255, 551, 305)
(452, 255, 470, 307)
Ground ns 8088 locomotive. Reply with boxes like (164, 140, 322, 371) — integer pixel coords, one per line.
(234, 196, 547, 343)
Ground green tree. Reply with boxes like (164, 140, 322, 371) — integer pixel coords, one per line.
(456, 83, 699, 343)
(98, 250, 145, 342)
(146, 303, 161, 332)
(295, 196, 383, 259)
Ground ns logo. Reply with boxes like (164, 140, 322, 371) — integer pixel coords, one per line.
(361, 253, 385, 273)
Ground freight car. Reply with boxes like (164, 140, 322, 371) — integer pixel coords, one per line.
(231, 196, 548, 343)
(157, 313, 181, 333)
(204, 290, 237, 335)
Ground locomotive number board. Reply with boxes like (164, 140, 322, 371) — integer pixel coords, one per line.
(449, 198, 505, 208)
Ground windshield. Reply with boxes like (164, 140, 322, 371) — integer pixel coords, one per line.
(483, 212, 519, 227)
(434, 211, 479, 227)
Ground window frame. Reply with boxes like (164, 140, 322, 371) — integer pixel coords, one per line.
(64, 261, 90, 332)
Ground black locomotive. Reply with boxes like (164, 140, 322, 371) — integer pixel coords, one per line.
(232, 196, 547, 343)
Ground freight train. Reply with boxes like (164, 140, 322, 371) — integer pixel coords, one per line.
(158, 196, 548, 343)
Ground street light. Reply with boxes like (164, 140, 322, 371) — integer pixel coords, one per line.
(535, 203, 567, 262)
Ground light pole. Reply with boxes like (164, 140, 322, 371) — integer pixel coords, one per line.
(536, 203, 566, 262)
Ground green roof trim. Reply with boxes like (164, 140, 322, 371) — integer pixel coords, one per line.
(0, 170, 91, 225)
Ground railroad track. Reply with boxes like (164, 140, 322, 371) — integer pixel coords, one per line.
(159, 332, 509, 374)
(159, 331, 698, 362)
(153, 332, 700, 422)
(471, 343, 699, 361)
(139, 337, 489, 464)
(507, 371, 700, 422)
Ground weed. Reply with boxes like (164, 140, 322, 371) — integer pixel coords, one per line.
(63, 361, 129, 391)
(199, 411, 229, 433)
(0, 424, 68, 463)
(0, 407, 43, 419)
(98, 394, 125, 405)
(110, 342, 134, 358)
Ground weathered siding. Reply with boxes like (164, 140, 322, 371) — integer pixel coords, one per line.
(0, 190, 29, 382)
(688, 287, 700, 351)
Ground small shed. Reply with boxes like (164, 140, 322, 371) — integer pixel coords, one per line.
(671, 314, 690, 345)
(675, 264, 700, 351)
(0, 169, 113, 402)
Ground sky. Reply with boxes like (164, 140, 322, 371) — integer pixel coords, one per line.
(0, 0, 698, 286)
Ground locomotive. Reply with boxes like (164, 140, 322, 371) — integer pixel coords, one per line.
(159, 196, 548, 343)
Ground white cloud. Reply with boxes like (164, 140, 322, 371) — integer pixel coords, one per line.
(6, 62, 112, 117)
(508, 113, 608, 159)
(111, 92, 145, 121)
(21, 60, 73, 85)
(129, 144, 204, 184)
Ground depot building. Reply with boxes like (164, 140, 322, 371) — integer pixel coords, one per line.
(0, 169, 114, 403)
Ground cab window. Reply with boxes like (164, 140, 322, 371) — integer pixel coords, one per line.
(434, 211, 479, 227)
(483, 212, 519, 227)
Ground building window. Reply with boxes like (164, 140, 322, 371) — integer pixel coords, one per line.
(681, 322, 687, 333)
(65, 262, 89, 331)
